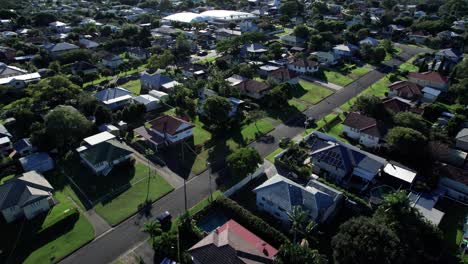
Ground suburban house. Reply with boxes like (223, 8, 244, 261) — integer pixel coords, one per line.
(19, 152, 54, 173)
(127, 47, 150, 60)
(408, 192, 445, 226)
(140, 72, 174, 91)
(188, 219, 278, 264)
(94, 87, 133, 110)
(304, 131, 387, 190)
(79, 38, 99, 49)
(132, 94, 161, 112)
(359, 37, 379, 47)
(407, 32, 430, 44)
(240, 43, 268, 59)
(76, 132, 133, 176)
(0, 124, 12, 153)
(0, 63, 40, 89)
(254, 174, 343, 224)
(269, 67, 292, 83)
(134, 115, 194, 149)
(342, 112, 386, 148)
(381, 97, 413, 113)
(287, 58, 319, 74)
(333, 43, 358, 58)
(407, 71, 449, 91)
(0, 171, 55, 223)
(44, 42, 79, 57)
(49, 21, 71, 33)
(435, 48, 462, 63)
(388, 81, 422, 101)
(232, 78, 271, 99)
(280, 34, 306, 47)
(456, 129, 468, 152)
(71, 61, 99, 76)
(310, 51, 340, 66)
(437, 163, 468, 203)
(101, 54, 124, 69)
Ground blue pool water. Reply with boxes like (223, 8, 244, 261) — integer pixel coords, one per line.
(197, 210, 229, 232)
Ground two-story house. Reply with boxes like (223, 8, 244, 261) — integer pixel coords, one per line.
(342, 112, 386, 148)
(287, 58, 319, 74)
(76, 132, 133, 176)
(254, 174, 343, 225)
(0, 171, 55, 223)
(133, 115, 194, 149)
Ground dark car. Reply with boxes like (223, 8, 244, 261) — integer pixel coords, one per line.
(197, 50, 208, 56)
(156, 211, 172, 223)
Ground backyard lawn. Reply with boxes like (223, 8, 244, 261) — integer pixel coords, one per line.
(289, 99, 307, 112)
(121, 79, 141, 95)
(295, 79, 335, 104)
(398, 56, 419, 72)
(239, 118, 275, 143)
(94, 172, 173, 226)
(192, 116, 212, 146)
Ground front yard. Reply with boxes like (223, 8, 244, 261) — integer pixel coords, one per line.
(293, 79, 335, 104)
(66, 160, 173, 226)
(121, 79, 141, 95)
(0, 189, 94, 264)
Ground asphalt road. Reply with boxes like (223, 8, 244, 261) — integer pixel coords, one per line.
(60, 44, 428, 264)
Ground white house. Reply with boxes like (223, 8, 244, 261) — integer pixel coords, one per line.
(77, 132, 133, 176)
(134, 115, 194, 149)
(0, 171, 55, 223)
(49, 21, 71, 33)
(342, 112, 385, 148)
(254, 174, 343, 224)
(287, 58, 319, 74)
(133, 94, 161, 112)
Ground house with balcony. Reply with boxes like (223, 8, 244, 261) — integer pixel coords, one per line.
(133, 115, 194, 149)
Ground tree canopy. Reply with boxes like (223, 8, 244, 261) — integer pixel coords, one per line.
(226, 147, 261, 178)
(202, 95, 232, 128)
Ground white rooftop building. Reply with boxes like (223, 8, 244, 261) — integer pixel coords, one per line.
(163, 10, 257, 24)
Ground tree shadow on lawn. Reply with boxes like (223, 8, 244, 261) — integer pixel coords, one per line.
(160, 137, 197, 179)
(65, 156, 135, 205)
(265, 104, 306, 124)
(0, 211, 80, 264)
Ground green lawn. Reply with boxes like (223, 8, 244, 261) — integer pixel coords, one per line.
(94, 172, 173, 226)
(349, 65, 371, 78)
(121, 79, 141, 95)
(295, 80, 335, 104)
(192, 116, 212, 146)
(265, 148, 284, 163)
(289, 99, 307, 112)
(323, 70, 354, 86)
(0, 190, 94, 264)
(197, 55, 218, 65)
(0, 174, 14, 184)
(438, 199, 468, 263)
(398, 56, 419, 72)
(240, 118, 275, 143)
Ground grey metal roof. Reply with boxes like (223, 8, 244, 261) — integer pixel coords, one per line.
(0, 124, 12, 137)
(0, 171, 53, 210)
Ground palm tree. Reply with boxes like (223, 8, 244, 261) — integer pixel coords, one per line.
(300, 221, 319, 247)
(143, 220, 162, 241)
(287, 206, 308, 244)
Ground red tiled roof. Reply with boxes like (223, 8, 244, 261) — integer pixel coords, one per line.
(388, 81, 422, 99)
(408, 71, 448, 84)
(235, 79, 271, 94)
(189, 219, 278, 264)
(148, 115, 194, 136)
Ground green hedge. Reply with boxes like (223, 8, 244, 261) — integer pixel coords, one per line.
(213, 196, 289, 248)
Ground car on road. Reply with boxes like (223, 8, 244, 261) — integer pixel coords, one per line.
(279, 137, 291, 148)
(156, 211, 172, 223)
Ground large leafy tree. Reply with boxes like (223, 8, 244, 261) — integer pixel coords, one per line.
(147, 50, 175, 71)
(94, 105, 113, 126)
(332, 216, 404, 264)
(170, 85, 196, 119)
(393, 112, 430, 134)
(202, 96, 231, 128)
(385, 127, 427, 157)
(41, 105, 93, 151)
(27, 75, 82, 109)
(226, 147, 261, 178)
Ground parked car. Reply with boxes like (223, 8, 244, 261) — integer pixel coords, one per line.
(279, 137, 291, 148)
(197, 50, 208, 56)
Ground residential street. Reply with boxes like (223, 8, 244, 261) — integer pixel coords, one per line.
(60, 44, 428, 264)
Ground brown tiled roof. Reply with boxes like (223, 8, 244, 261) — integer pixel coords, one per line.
(289, 58, 318, 68)
(388, 81, 422, 99)
(343, 112, 385, 138)
(382, 97, 412, 113)
(270, 68, 292, 80)
(408, 71, 448, 84)
(148, 115, 194, 135)
(235, 79, 271, 94)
